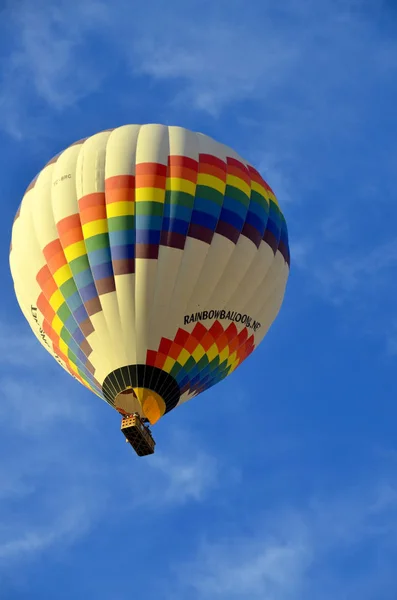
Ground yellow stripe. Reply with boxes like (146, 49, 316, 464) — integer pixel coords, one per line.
(106, 201, 135, 218)
(49, 290, 64, 312)
(163, 356, 176, 373)
(69, 361, 79, 375)
(251, 181, 268, 199)
(136, 187, 166, 203)
(219, 347, 229, 363)
(226, 175, 251, 198)
(268, 191, 279, 207)
(82, 219, 108, 238)
(53, 264, 73, 287)
(64, 240, 87, 262)
(178, 348, 190, 365)
(51, 314, 63, 336)
(207, 343, 219, 362)
(192, 345, 205, 362)
(58, 338, 69, 357)
(227, 351, 237, 367)
(167, 177, 196, 196)
(197, 173, 225, 194)
(228, 361, 239, 374)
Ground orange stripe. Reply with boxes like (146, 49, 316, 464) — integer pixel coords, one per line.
(79, 192, 106, 211)
(135, 173, 166, 189)
(198, 162, 227, 182)
(37, 293, 55, 321)
(36, 265, 53, 287)
(247, 165, 271, 190)
(48, 251, 67, 273)
(105, 188, 135, 203)
(57, 214, 81, 235)
(42, 278, 57, 298)
(105, 175, 135, 189)
(136, 163, 167, 176)
(227, 164, 251, 186)
(80, 204, 107, 225)
(168, 166, 198, 184)
(43, 239, 63, 261)
(43, 319, 58, 344)
(199, 154, 227, 171)
(60, 227, 84, 247)
(168, 155, 198, 171)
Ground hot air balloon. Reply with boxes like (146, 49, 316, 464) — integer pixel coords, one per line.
(9, 124, 290, 456)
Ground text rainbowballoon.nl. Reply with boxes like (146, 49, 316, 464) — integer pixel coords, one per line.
(10, 125, 290, 424)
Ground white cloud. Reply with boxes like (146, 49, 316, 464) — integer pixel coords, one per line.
(0, 0, 109, 138)
(294, 236, 397, 305)
(0, 321, 221, 571)
(176, 477, 397, 600)
(130, 428, 220, 508)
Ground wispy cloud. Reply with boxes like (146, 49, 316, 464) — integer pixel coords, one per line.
(0, 0, 109, 138)
(0, 324, 221, 573)
(176, 476, 397, 600)
(138, 429, 219, 507)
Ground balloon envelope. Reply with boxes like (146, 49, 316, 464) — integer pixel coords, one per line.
(10, 124, 290, 424)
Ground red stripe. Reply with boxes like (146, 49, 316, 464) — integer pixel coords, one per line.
(198, 162, 227, 182)
(43, 239, 63, 261)
(105, 175, 135, 189)
(136, 162, 167, 177)
(57, 214, 82, 235)
(80, 204, 107, 225)
(168, 156, 198, 171)
(199, 154, 227, 171)
(79, 192, 105, 211)
(227, 164, 251, 186)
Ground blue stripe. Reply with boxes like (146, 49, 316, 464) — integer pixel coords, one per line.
(223, 196, 248, 220)
(74, 304, 89, 324)
(80, 282, 98, 303)
(67, 291, 84, 312)
(111, 244, 135, 260)
(87, 247, 112, 266)
(248, 199, 269, 222)
(135, 230, 161, 244)
(266, 219, 281, 239)
(109, 229, 135, 246)
(64, 315, 77, 334)
(245, 211, 266, 235)
(91, 262, 114, 280)
(194, 197, 222, 218)
(73, 328, 85, 345)
(164, 203, 192, 221)
(135, 215, 163, 230)
(163, 217, 189, 236)
(191, 210, 218, 231)
(219, 208, 244, 231)
(74, 268, 94, 288)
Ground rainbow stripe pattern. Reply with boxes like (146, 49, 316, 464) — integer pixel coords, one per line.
(10, 124, 290, 422)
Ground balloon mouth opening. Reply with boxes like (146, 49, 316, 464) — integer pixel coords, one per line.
(102, 365, 181, 424)
(114, 386, 165, 425)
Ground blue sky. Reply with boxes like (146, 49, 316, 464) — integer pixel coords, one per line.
(1, 0, 397, 598)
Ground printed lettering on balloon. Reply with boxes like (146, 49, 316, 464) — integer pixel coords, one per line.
(183, 309, 261, 332)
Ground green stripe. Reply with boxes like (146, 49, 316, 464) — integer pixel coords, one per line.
(250, 190, 269, 212)
(69, 254, 90, 275)
(85, 233, 109, 252)
(60, 278, 77, 299)
(135, 201, 163, 216)
(60, 327, 72, 344)
(225, 184, 250, 208)
(195, 185, 224, 205)
(58, 302, 72, 323)
(166, 190, 195, 208)
(108, 216, 135, 232)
